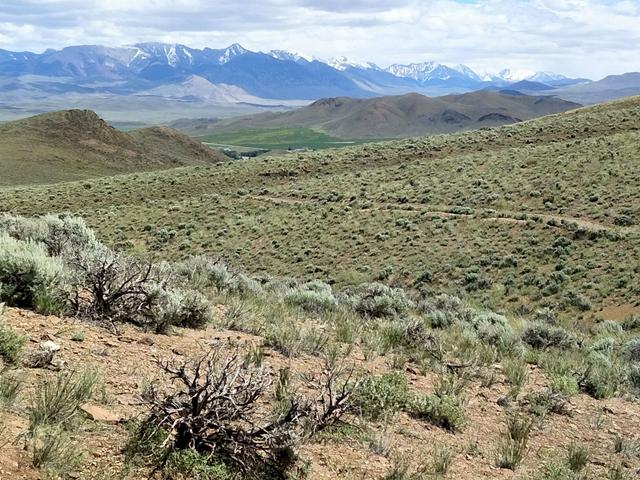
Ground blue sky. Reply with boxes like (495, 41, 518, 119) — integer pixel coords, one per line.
(0, 0, 638, 78)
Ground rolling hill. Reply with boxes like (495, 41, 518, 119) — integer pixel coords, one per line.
(543, 72, 640, 104)
(0, 109, 226, 185)
(2, 96, 638, 317)
(1, 96, 639, 480)
(175, 91, 581, 140)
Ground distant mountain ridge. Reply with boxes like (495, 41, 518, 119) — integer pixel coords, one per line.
(174, 91, 581, 139)
(0, 42, 589, 101)
(1, 43, 638, 124)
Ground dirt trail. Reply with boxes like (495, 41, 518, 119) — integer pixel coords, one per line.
(247, 194, 626, 232)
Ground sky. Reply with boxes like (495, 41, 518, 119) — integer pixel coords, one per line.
(0, 0, 638, 79)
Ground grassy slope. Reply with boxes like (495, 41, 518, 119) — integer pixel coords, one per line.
(198, 127, 370, 150)
(0, 109, 226, 186)
(1, 96, 639, 320)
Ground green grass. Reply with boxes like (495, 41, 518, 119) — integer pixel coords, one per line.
(0, 97, 639, 323)
(197, 127, 370, 150)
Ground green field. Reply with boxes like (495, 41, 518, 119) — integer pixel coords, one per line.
(197, 127, 371, 150)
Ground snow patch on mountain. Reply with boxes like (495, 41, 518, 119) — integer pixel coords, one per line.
(451, 64, 482, 82)
(218, 44, 247, 64)
(527, 71, 568, 83)
(268, 50, 312, 63)
(329, 56, 380, 71)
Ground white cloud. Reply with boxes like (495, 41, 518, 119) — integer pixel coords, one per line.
(0, 0, 638, 78)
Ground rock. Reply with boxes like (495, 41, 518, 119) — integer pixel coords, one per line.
(22, 349, 53, 368)
(40, 340, 61, 352)
(80, 404, 122, 424)
(138, 336, 155, 346)
(22, 341, 59, 369)
(50, 358, 65, 370)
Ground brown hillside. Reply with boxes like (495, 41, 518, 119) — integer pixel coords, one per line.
(176, 91, 581, 139)
(0, 109, 226, 186)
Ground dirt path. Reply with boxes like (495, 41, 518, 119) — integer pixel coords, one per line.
(246, 194, 627, 233)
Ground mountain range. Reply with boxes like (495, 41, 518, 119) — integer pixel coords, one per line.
(0, 42, 637, 124)
(0, 42, 589, 99)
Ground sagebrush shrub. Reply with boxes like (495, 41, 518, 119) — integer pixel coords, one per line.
(627, 365, 640, 393)
(155, 288, 212, 332)
(593, 320, 623, 336)
(0, 234, 66, 310)
(353, 372, 409, 420)
(623, 338, 640, 362)
(408, 393, 466, 432)
(591, 336, 617, 353)
(0, 214, 97, 258)
(353, 283, 413, 318)
(578, 353, 621, 399)
(175, 256, 232, 291)
(522, 323, 579, 350)
(283, 284, 338, 315)
(0, 307, 27, 365)
(417, 294, 463, 328)
(622, 315, 640, 331)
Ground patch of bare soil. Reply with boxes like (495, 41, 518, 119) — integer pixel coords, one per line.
(1, 307, 639, 479)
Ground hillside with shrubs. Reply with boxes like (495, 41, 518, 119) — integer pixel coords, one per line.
(1, 97, 639, 479)
(1, 213, 640, 479)
(1, 97, 638, 324)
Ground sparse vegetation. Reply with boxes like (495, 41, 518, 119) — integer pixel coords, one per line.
(131, 348, 356, 478)
(29, 368, 99, 432)
(495, 413, 532, 470)
(0, 97, 639, 479)
(353, 372, 409, 421)
(0, 306, 26, 364)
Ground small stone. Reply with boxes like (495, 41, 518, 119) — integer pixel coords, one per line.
(50, 358, 66, 370)
(80, 404, 122, 424)
(40, 340, 61, 352)
(138, 336, 155, 346)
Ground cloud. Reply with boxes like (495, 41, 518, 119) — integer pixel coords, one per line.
(0, 0, 638, 78)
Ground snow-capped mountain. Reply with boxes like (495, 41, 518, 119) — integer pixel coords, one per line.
(527, 71, 569, 83)
(328, 56, 381, 71)
(384, 61, 483, 88)
(386, 62, 441, 81)
(451, 64, 483, 82)
(0, 42, 592, 102)
(480, 69, 570, 84)
(217, 43, 247, 64)
(483, 69, 535, 83)
(268, 50, 311, 64)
